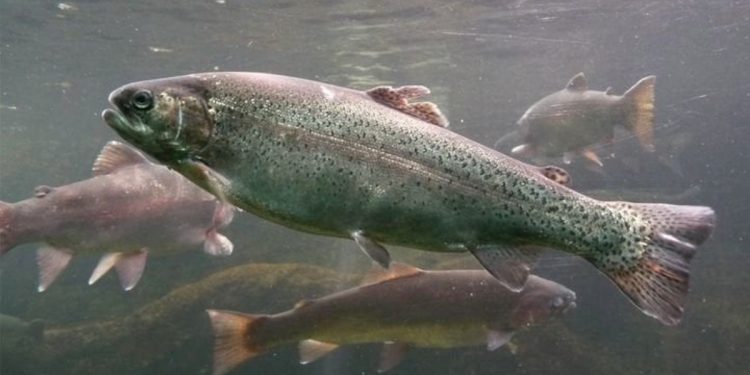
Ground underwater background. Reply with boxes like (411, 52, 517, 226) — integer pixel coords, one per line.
(1, 0, 748, 374)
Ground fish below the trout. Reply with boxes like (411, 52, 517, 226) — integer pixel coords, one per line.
(0, 141, 235, 291)
(206, 263, 577, 375)
(102, 71, 714, 325)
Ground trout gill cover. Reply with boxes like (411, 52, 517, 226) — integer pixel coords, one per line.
(102, 72, 715, 325)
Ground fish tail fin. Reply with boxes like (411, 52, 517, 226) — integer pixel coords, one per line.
(0, 200, 15, 254)
(206, 309, 267, 375)
(622, 76, 656, 151)
(601, 202, 715, 325)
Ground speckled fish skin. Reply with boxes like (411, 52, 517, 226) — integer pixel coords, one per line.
(103, 72, 715, 325)
(0, 141, 234, 291)
(205, 265, 576, 375)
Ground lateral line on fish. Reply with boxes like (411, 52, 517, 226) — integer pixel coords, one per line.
(262, 121, 492, 197)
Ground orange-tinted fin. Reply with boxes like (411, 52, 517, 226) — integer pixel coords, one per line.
(207, 309, 266, 375)
(360, 261, 423, 285)
(92, 141, 150, 176)
(600, 203, 715, 325)
(378, 342, 410, 373)
(299, 339, 339, 364)
(37, 246, 74, 292)
(536, 165, 571, 186)
(580, 149, 603, 168)
(469, 246, 542, 292)
(622, 76, 656, 152)
(366, 85, 449, 127)
(566, 72, 588, 91)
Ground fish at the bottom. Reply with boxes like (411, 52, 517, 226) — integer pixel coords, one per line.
(207, 263, 576, 375)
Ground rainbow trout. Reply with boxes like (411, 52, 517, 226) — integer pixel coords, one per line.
(512, 73, 656, 167)
(207, 263, 576, 375)
(0, 141, 234, 291)
(102, 72, 714, 325)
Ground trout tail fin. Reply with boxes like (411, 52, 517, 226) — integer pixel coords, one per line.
(602, 202, 715, 325)
(0, 201, 15, 255)
(622, 76, 656, 151)
(207, 309, 267, 375)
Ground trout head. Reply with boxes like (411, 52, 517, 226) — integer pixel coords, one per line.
(510, 275, 577, 328)
(102, 76, 214, 167)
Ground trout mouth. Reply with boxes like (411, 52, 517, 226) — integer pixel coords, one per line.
(102, 108, 154, 141)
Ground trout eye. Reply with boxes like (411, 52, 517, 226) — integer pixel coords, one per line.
(132, 90, 154, 110)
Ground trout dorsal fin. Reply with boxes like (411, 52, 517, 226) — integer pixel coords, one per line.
(92, 141, 150, 176)
(360, 262, 422, 285)
(566, 72, 588, 91)
(366, 85, 449, 127)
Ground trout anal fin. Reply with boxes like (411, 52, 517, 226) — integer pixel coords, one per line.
(378, 342, 410, 373)
(299, 339, 339, 364)
(366, 85, 449, 127)
(470, 245, 542, 291)
(37, 246, 74, 292)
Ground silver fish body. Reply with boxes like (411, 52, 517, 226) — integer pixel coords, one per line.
(103, 72, 714, 325)
(512, 73, 656, 166)
(0, 141, 234, 291)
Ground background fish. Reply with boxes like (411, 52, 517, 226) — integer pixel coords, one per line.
(207, 263, 577, 375)
(0, 141, 234, 291)
(511, 73, 656, 167)
(102, 72, 714, 325)
(0, 313, 44, 344)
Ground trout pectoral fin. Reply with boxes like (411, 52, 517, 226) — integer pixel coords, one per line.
(360, 262, 422, 285)
(351, 231, 391, 269)
(469, 246, 542, 292)
(36, 246, 74, 292)
(487, 330, 514, 351)
(299, 339, 339, 365)
(113, 249, 148, 291)
(204, 230, 234, 256)
(178, 160, 232, 203)
(378, 342, 410, 373)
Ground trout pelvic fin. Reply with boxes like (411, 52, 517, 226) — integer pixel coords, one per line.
(207, 309, 265, 375)
(37, 246, 74, 292)
(366, 85, 449, 127)
(622, 75, 656, 152)
(487, 330, 514, 351)
(470, 246, 542, 292)
(600, 203, 715, 325)
(352, 231, 391, 269)
(92, 140, 150, 176)
(299, 339, 339, 364)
